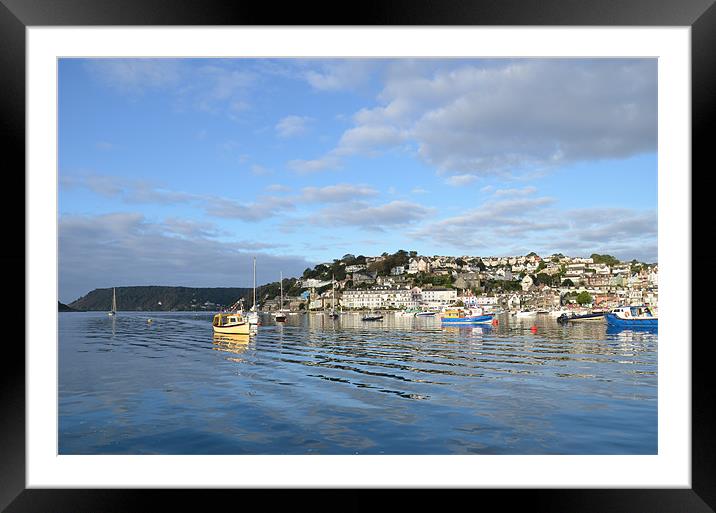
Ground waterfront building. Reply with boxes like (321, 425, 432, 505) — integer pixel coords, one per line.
(420, 288, 457, 309)
(341, 287, 417, 310)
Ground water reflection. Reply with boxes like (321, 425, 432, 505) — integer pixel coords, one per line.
(212, 333, 251, 360)
(59, 311, 658, 455)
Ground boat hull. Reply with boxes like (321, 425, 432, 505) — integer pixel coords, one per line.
(212, 322, 250, 335)
(605, 313, 658, 328)
(557, 313, 605, 324)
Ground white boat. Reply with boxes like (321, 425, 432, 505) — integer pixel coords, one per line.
(247, 257, 260, 326)
(548, 308, 570, 318)
(108, 288, 117, 316)
(606, 305, 657, 328)
(328, 275, 340, 319)
(273, 272, 288, 322)
(515, 310, 537, 318)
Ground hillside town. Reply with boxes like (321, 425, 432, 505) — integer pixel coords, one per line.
(260, 251, 658, 314)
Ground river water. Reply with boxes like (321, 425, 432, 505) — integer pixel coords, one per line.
(59, 311, 657, 454)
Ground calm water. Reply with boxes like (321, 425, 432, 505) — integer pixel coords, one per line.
(59, 311, 657, 454)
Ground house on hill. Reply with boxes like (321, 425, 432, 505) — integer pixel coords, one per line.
(352, 269, 378, 285)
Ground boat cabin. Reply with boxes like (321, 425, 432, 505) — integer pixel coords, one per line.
(611, 306, 654, 318)
(213, 312, 245, 327)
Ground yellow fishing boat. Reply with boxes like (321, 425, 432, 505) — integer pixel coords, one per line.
(212, 311, 250, 335)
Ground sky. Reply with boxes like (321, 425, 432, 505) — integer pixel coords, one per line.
(58, 58, 657, 303)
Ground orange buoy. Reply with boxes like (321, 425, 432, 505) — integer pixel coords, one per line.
(530, 325, 538, 333)
(492, 318, 499, 326)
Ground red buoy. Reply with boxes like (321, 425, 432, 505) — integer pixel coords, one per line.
(492, 318, 499, 326)
(530, 325, 538, 333)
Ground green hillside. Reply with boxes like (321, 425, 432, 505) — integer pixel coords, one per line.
(58, 301, 77, 312)
(68, 286, 253, 312)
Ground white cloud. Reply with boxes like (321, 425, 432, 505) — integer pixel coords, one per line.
(59, 213, 314, 302)
(275, 115, 312, 138)
(493, 186, 537, 197)
(250, 164, 272, 176)
(302, 60, 380, 91)
(86, 59, 182, 93)
(308, 200, 434, 230)
(299, 184, 378, 203)
(294, 59, 656, 179)
(60, 172, 293, 221)
(288, 154, 342, 173)
(445, 174, 478, 187)
(408, 188, 656, 262)
(266, 184, 292, 192)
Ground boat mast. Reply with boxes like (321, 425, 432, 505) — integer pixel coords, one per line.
(332, 274, 335, 311)
(112, 288, 117, 313)
(280, 271, 283, 311)
(253, 257, 256, 311)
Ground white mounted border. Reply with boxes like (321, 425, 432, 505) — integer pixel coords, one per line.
(27, 26, 690, 488)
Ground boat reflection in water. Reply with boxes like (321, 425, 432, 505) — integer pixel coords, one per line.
(212, 333, 251, 362)
(441, 324, 493, 337)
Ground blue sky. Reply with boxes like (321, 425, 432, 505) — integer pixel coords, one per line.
(58, 58, 657, 302)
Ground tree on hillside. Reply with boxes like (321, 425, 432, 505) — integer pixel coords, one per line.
(576, 291, 593, 305)
(591, 253, 620, 266)
(562, 279, 575, 287)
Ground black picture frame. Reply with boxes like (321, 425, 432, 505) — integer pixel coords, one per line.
(2, 0, 709, 511)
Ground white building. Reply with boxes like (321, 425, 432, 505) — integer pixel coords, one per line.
(407, 258, 432, 274)
(341, 287, 419, 310)
(420, 288, 457, 309)
(495, 268, 513, 281)
(521, 274, 534, 291)
(390, 265, 406, 275)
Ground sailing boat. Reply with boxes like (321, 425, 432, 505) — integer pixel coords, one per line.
(273, 272, 287, 322)
(328, 274, 339, 319)
(247, 257, 259, 326)
(108, 288, 117, 316)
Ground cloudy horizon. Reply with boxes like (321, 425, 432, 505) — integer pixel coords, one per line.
(59, 58, 657, 303)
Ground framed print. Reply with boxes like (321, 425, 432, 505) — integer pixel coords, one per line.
(3, 0, 711, 511)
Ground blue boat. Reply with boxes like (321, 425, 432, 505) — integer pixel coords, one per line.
(605, 306, 658, 328)
(440, 308, 495, 325)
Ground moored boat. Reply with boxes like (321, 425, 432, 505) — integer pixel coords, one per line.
(605, 305, 658, 328)
(362, 312, 384, 321)
(273, 271, 288, 322)
(515, 310, 537, 318)
(440, 307, 494, 325)
(328, 274, 340, 319)
(108, 287, 117, 316)
(248, 257, 260, 326)
(212, 311, 250, 335)
(557, 312, 605, 324)
(548, 308, 570, 318)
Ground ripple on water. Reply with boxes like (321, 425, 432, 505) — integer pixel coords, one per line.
(58, 311, 657, 455)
